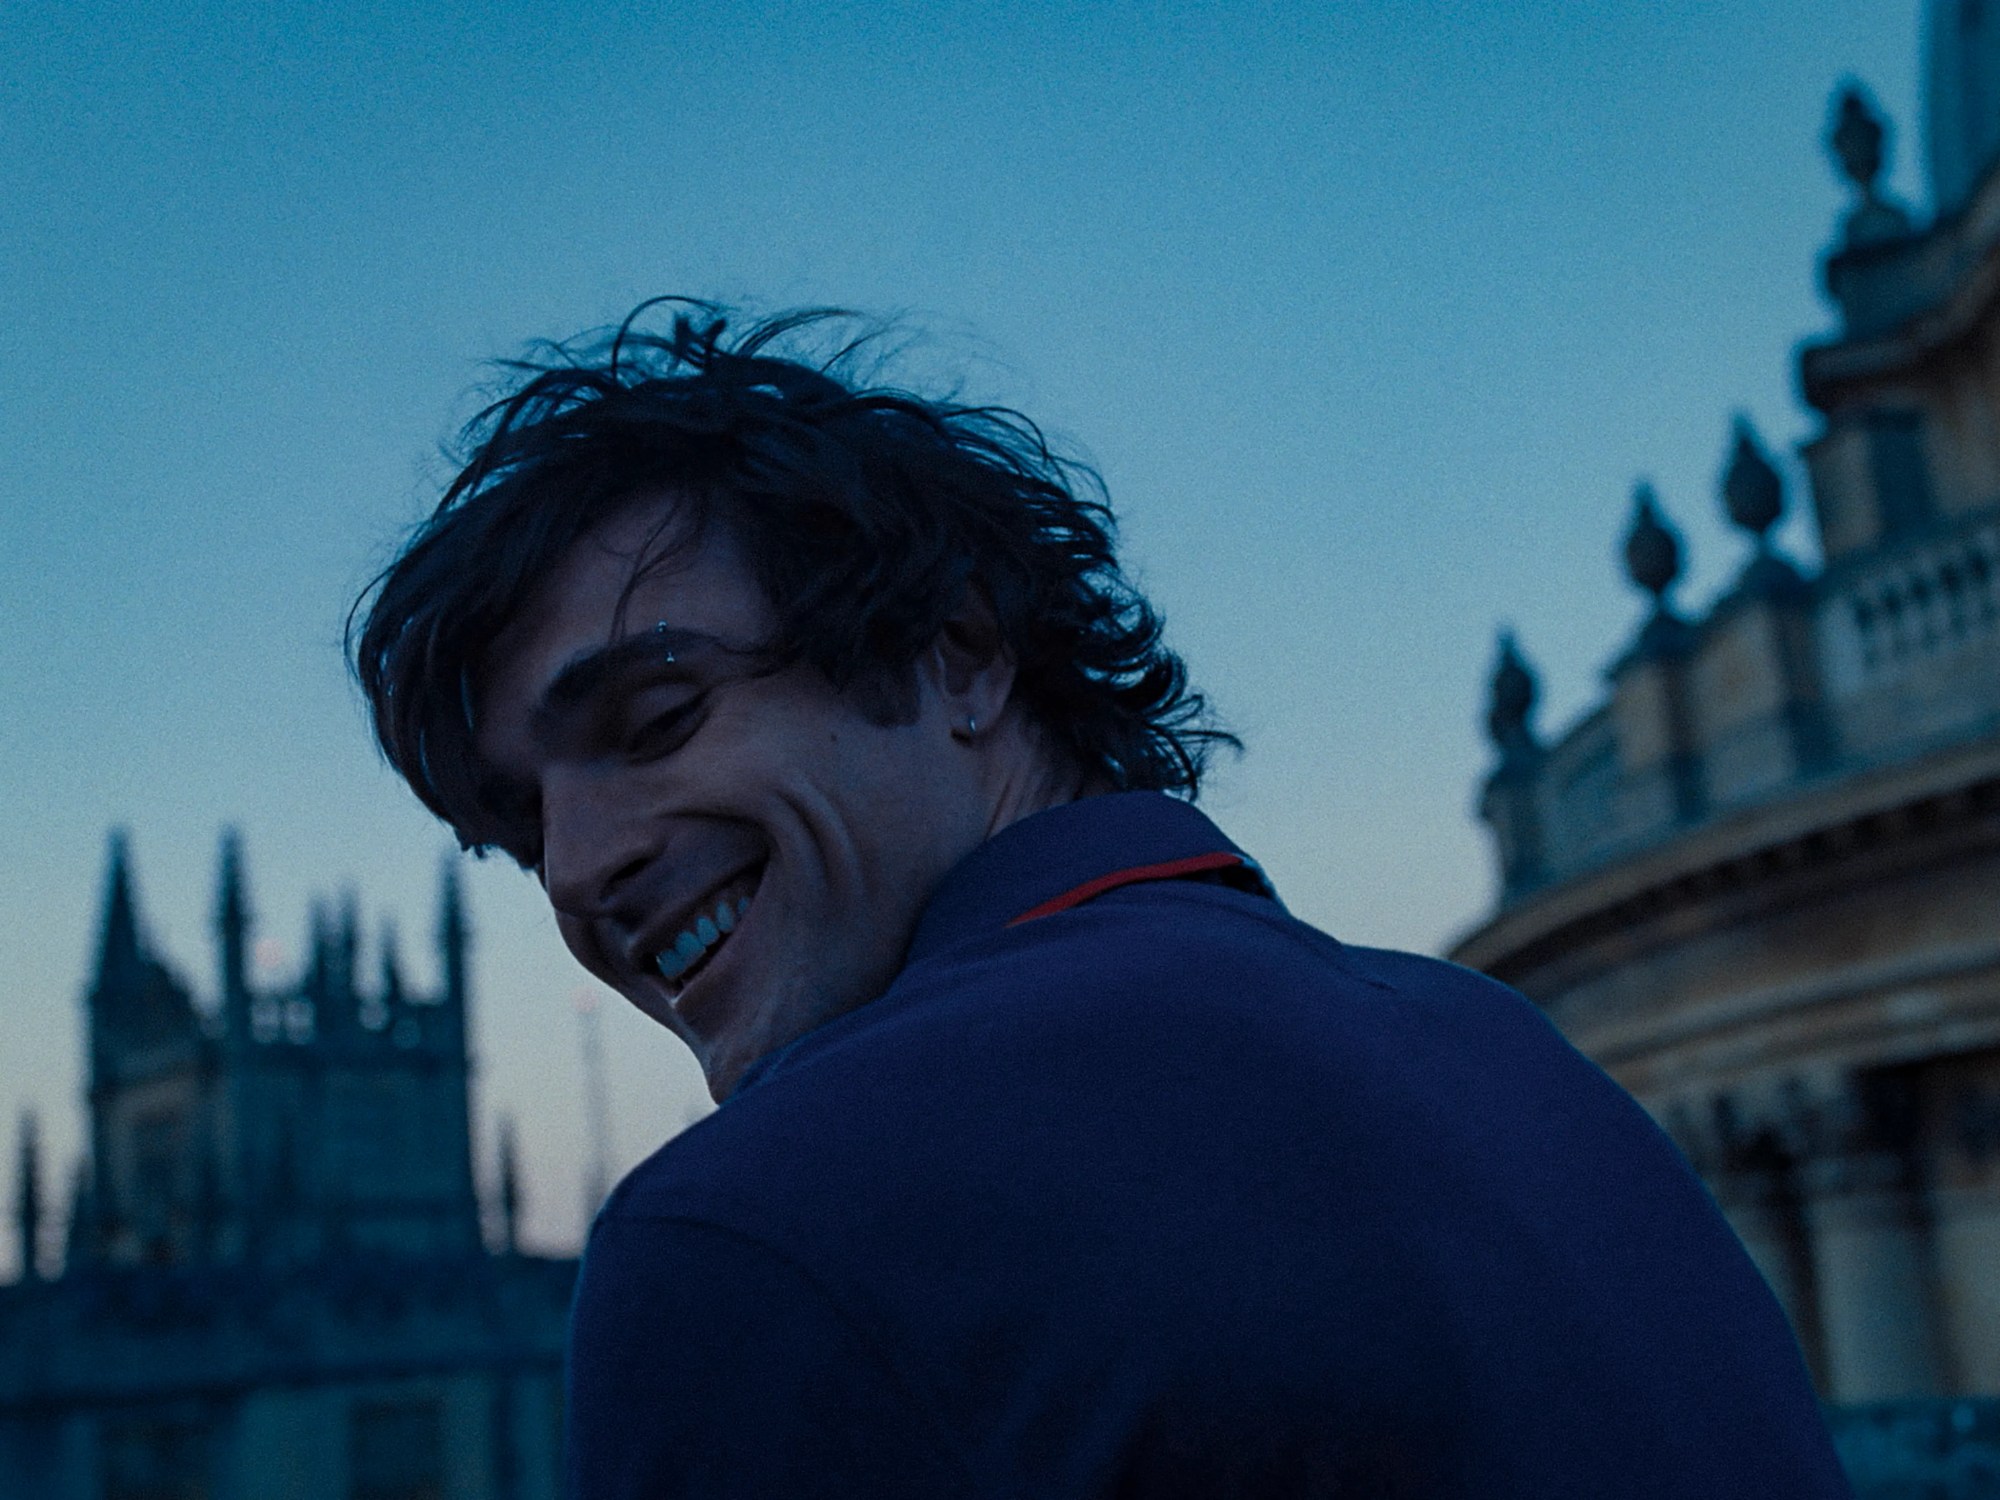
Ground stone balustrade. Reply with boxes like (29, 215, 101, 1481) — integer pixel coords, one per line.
(1821, 519, 2000, 690)
(1489, 511, 2000, 896)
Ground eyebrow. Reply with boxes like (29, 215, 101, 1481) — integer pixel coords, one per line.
(536, 628, 716, 728)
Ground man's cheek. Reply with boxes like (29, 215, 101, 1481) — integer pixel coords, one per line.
(555, 910, 624, 989)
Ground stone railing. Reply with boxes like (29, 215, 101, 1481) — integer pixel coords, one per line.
(1485, 512, 2000, 903)
(1816, 518, 2000, 696)
(1537, 706, 1619, 878)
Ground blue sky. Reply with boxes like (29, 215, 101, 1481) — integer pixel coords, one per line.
(0, 0, 1927, 1264)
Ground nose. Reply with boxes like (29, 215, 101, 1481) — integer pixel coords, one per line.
(538, 765, 653, 931)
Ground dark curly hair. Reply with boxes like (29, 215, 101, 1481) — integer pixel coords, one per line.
(350, 299, 1236, 861)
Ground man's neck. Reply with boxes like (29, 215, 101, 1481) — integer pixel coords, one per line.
(980, 720, 1098, 843)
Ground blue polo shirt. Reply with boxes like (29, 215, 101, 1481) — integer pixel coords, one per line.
(567, 792, 1849, 1498)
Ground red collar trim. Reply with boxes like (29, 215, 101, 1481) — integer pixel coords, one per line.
(1006, 851, 1251, 927)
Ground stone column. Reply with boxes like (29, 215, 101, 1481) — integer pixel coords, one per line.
(1931, 1177, 2000, 1392)
(1802, 1145, 1952, 1402)
(1931, 1080, 2000, 1392)
(1699, 1093, 1830, 1392)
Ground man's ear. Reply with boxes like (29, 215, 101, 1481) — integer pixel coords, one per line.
(926, 582, 1016, 735)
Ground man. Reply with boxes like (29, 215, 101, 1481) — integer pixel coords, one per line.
(352, 303, 1851, 1497)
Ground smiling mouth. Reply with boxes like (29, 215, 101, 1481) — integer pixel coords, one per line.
(651, 866, 763, 996)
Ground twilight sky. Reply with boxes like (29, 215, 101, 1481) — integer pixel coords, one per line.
(1, 0, 1928, 1267)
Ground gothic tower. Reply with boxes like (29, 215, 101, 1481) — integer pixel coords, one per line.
(83, 833, 209, 1266)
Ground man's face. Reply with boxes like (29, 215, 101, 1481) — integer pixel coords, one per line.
(475, 497, 996, 1099)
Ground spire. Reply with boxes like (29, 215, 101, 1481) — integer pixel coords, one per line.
(363, 920, 402, 1032)
(281, 899, 329, 1047)
(438, 855, 469, 1013)
(92, 829, 145, 995)
(1830, 84, 1913, 248)
(338, 890, 359, 991)
(497, 1116, 522, 1256)
(328, 888, 361, 1031)
(14, 1113, 41, 1283)
(215, 828, 250, 948)
(1485, 630, 1541, 763)
(215, 828, 253, 1036)
(305, 899, 330, 1007)
(62, 1159, 95, 1273)
(379, 922, 404, 1007)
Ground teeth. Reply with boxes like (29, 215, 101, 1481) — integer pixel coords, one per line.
(653, 891, 754, 985)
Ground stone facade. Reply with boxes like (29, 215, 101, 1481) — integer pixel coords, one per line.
(1454, 10, 2000, 1492)
(0, 834, 575, 1500)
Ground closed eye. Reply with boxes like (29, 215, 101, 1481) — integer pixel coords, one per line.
(623, 693, 707, 760)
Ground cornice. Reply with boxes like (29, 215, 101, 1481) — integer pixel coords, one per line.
(1802, 162, 2000, 409)
(1589, 934, 2000, 1085)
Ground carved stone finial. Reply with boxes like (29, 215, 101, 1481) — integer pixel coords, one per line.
(1486, 630, 1539, 757)
(1722, 415, 1784, 543)
(1623, 482, 1683, 606)
(1831, 86, 1886, 193)
(1829, 85, 1912, 247)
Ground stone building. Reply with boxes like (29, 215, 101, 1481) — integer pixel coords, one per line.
(0, 833, 575, 1500)
(1452, 2, 2000, 1489)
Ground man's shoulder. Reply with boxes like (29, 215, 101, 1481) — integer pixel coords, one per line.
(580, 870, 1847, 1500)
(885, 875, 1486, 1026)
(602, 886, 1570, 1237)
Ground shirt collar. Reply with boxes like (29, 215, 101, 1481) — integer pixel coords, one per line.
(729, 792, 1269, 1100)
(903, 791, 1267, 967)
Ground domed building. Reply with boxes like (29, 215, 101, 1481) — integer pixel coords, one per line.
(1927, 0, 2000, 219)
(1453, 5, 2000, 1489)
